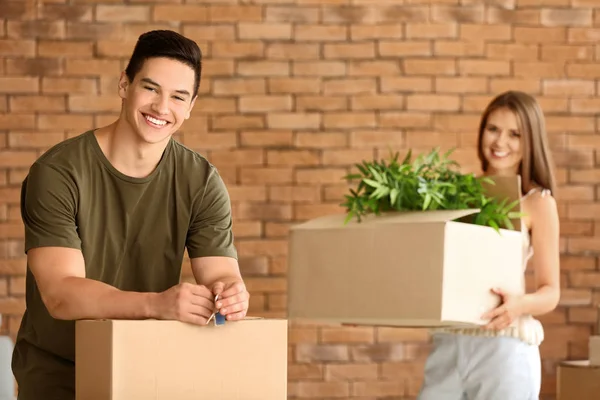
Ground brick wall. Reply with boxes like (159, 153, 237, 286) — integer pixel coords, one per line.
(1, 1, 599, 398)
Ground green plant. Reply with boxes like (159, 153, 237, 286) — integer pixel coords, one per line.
(341, 147, 522, 231)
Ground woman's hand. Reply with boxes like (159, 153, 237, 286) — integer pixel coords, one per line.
(481, 287, 524, 330)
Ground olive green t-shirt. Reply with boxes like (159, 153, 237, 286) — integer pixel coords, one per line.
(11, 130, 237, 399)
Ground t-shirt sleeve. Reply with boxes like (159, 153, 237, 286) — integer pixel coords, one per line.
(186, 167, 237, 260)
(21, 162, 81, 253)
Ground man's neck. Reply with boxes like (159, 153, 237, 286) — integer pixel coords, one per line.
(95, 120, 170, 179)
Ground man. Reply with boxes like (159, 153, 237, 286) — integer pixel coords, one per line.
(11, 30, 250, 399)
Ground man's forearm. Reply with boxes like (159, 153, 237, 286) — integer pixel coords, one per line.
(47, 276, 156, 321)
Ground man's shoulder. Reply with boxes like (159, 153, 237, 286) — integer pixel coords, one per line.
(35, 130, 95, 169)
(169, 139, 219, 178)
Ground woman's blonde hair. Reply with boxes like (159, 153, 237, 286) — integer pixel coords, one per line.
(477, 90, 557, 196)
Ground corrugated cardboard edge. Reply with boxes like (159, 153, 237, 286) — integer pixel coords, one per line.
(76, 320, 113, 400)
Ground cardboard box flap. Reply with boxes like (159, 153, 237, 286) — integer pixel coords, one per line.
(291, 209, 481, 231)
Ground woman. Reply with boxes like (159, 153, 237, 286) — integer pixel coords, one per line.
(417, 91, 561, 400)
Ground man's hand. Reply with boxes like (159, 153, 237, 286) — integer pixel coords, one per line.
(481, 287, 524, 331)
(151, 282, 215, 325)
(212, 280, 250, 321)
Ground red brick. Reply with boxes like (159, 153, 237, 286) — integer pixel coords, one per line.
(294, 381, 349, 398)
(324, 42, 375, 59)
(542, 45, 594, 61)
(226, 186, 267, 203)
(487, 43, 539, 61)
(293, 61, 346, 77)
(486, 7, 540, 24)
(67, 96, 121, 113)
(379, 41, 431, 57)
(407, 95, 460, 111)
(436, 77, 487, 93)
(236, 241, 288, 257)
(514, 62, 565, 78)
(10, 96, 65, 112)
(238, 23, 292, 40)
(431, 4, 484, 23)
(549, 117, 596, 133)
(266, 6, 319, 23)
(348, 60, 400, 76)
(351, 131, 405, 147)
(269, 186, 321, 203)
(295, 25, 348, 41)
(239, 95, 292, 112)
(323, 112, 376, 129)
(325, 363, 378, 381)
(407, 131, 460, 148)
(0, 77, 38, 94)
(296, 96, 347, 112)
(212, 115, 264, 130)
(322, 149, 375, 166)
(183, 25, 235, 42)
(268, 113, 321, 129)
(38, 40, 93, 57)
(209, 5, 262, 22)
(543, 79, 594, 96)
(404, 59, 456, 75)
(434, 40, 485, 56)
(267, 150, 320, 166)
(238, 61, 290, 77)
(569, 28, 600, 43)
(0, 40, 35, 56)
(97, 5, 149, 22)
(65, 59, 120, 76)
(269, 78, 321, 94)
(407, 23, 457, 38)
(0, 115, 36, 130)
(295, 132, 348, 148)
(289, 364, 323, 381)
(211, 41, 264, 58)
(571, 98, 600, 114)
(0, 1, 36, 19)
(240, 131, 292, 147)
(460, 60, 510, 76)
(38, 4, 93, 21)
(240, 168, 293, 185)
(266, 43, 320, 60)
(193, 98, 236, 113)
(515, 27, 567, 43)
(541, 8, 592, 27)
(213, 79, 265, 95)
(66, 22, 123, 40)
(264, 222, 291, 238)
(351, 24, 404, 40)
(567, 63, 600, 79)
(353, 381, 406, 397)
(7, 21, 65, 39)
(184, 133, 236, 151)
(243, 276, 287, 292)
(6, 58, 62, 76)
(209, 150, 264, 167)
(351, 94, 404, 110)
(380, 77, 433, 92)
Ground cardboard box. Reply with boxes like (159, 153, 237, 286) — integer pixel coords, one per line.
(590, 336, 600, 366)
(75, 318, 287, 400)
(557, 360, 600, 400)
(288, 176, 524, 328)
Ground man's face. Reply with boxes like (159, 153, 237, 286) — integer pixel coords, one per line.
(118, 57, 196, 145)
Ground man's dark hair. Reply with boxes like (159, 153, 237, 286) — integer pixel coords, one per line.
(125, 30, 202, 98)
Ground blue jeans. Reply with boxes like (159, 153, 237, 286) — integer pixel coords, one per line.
(418, 332, 541, 400)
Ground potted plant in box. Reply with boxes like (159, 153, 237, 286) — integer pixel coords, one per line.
(341, 147, 522, 231)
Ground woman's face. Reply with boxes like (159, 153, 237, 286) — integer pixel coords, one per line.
(480, 107, 523, 175)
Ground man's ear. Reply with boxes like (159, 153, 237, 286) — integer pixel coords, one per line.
(185, 95, 198, 120)
(118, 71, 129, 100)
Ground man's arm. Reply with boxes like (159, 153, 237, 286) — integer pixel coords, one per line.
(28, 246, 154, 320)
(29, 246, 215, 324)
(190, 256, 249, 321)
